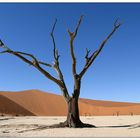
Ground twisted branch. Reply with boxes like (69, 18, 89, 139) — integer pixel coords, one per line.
(79, 19, 122, 78)
(0, 40, 63, 87)
(68, 15, 83, 78)
(50, 19, 70, 101)
(67, 15, 84, 98)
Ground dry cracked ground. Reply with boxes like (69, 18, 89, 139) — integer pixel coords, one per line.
(0, 116, 140, 137)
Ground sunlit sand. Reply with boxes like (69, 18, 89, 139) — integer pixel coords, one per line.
(0, 116, 140, 137)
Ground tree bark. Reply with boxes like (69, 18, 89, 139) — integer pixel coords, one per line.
(57, 94, 95, 128)
(66, 97, 81, 128)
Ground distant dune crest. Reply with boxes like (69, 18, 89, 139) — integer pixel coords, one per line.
(0, 90, 139, 116)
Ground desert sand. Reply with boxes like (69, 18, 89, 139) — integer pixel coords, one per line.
(0, 116, 140, 137)
(0, 90, 140, 116)
(0, 90, 140, 137)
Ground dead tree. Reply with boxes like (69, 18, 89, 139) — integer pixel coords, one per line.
(0, 16, 121, 128)
(117, 111, 120, 116)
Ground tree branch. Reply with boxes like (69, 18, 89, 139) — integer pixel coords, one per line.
(67, 15, 84, 99)
(50, 19, 70, 101)
(68, 15, 83, 78)
(0, 49, 33, 65)
(38, 61, 52, 67)
(79, 19, 122, 78)
(0, 40, 63, 88)
(85, 48, 91, 63)
(14, 51, 52, 67)
(1, 49, 52, 67)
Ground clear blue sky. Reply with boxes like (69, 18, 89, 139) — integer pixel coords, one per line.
(0, 3, 140, 103)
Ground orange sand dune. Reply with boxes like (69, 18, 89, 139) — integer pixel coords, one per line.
(0, 90, 140, 116)
(0, 94, 34, 116)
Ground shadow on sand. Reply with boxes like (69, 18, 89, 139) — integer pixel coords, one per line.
(97, 123, 140, 129)
(17, 122, 140, 133)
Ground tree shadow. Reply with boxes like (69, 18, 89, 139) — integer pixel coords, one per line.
(128, 123, 140, 129)
(96, 123, 139, 129)
(18, 125, 49, 133)
(17, 122, 140, 133)
(17, 123, 96, 133)
(0, 118, 13, 121)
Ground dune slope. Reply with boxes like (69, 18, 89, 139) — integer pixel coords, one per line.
(0, 90, 140, 116)
(0, 94, 35, 116)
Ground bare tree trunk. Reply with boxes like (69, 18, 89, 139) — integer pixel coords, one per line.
(60, 94, 95, 128)
(66, 96, 81, 127)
